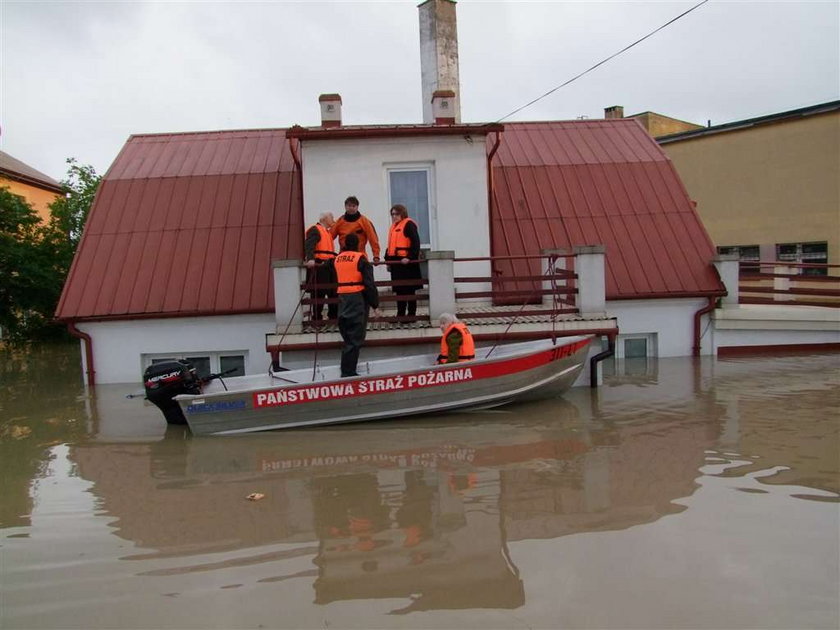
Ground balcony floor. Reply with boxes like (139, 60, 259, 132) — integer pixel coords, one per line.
(267, 303, 617, 351)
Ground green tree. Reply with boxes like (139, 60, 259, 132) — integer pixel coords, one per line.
(46, 158, 101, 274)
(0, 188, 56, 341)
(0, 159, 101, 344)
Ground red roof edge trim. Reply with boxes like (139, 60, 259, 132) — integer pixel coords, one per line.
(57, 307, 273, 324)
(287, 123, 504, 141)
(607, 289, 725, 301)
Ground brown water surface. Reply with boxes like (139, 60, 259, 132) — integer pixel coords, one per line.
(1, 344, 838, 629)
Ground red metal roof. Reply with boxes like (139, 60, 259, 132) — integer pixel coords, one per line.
(489, 120, 723, 299)
(57, 119, 722, 322)
(56, 129, 301, 321)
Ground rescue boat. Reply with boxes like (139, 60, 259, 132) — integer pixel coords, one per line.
(143, 336, 592, 436)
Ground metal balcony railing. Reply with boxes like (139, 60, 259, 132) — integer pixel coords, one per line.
(738, 261, 840, 308)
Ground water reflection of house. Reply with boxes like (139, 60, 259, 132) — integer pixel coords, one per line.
(69, 399, 721, 611)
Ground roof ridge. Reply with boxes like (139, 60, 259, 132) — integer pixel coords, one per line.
(129, 127, 289, 140)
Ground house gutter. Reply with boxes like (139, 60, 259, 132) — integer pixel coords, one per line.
(486, 130, 502, 271)
(289, 137, 304, 245)
(692, 295, 718, 356)
(66, 321, 96, 387)
(589, 332, 616, 388)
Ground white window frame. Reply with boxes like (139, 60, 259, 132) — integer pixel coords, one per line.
(600, 333, 658, 378)
(385, 162, 436, 249)
(142, 351, 248, 377)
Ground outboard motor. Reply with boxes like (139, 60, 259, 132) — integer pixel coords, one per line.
(143, 360, 202, 425)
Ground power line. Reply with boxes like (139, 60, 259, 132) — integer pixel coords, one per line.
(495, 0, 710, 123)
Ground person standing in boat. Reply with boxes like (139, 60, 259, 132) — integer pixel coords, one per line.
(335, 233, 382, 377)
(436, 313, 476, 364)
(385, 204, 422, 319)
(304, 212, 338, 321)
(331, 196, 381, 263)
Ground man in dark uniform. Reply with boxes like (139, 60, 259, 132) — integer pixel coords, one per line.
(334, 233, 381, 377)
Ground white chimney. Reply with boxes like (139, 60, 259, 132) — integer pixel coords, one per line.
(319, 93, 342, 127)
(432, 90, 457, 125)
(419, 0, 461, 124)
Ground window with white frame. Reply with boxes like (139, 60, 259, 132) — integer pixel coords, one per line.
(599, 334, 658, 378)
(144, 351, 246, 380)
(717, 245, 760, 272)
(387, 165, 433, 248)
(776, 241, 828, 276)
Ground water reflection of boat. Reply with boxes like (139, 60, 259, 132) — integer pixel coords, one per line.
(69, 398, 718, 612)
(150, 337, 591, 435)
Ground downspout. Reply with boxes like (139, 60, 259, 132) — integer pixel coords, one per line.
(589, 332, 616, 388)
(487, 130, 502, 267)
(67, 321, 95, 387)
(693, 295, 717, 356)
(289, 137, 304, 256)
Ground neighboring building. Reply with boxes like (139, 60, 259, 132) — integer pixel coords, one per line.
(604, 105, 704, 138)
(57, 0, 727, 385)
(657, 101, 840, 271)
(0, 150, 63, 222)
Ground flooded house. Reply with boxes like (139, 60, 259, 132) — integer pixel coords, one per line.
(55, 0, 835, 387)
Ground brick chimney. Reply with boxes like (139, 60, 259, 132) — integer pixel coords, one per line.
(319, 94, 342, 127)
(419, 0, 461, 124)
(604, 105, 624, 119)
(432, 90, 457, 125)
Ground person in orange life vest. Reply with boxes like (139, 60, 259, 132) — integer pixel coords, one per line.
(330, 196, 381, 263)
(436, 312, 476, 364)
(304, 212, 338, 321)
(334, 233, 382, 377)
(385, 204, 422, 318)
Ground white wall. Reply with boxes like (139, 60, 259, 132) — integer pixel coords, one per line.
(300, 135, 491, 282)
(78, 314, 276, 385)
(607, 298, 712, 357)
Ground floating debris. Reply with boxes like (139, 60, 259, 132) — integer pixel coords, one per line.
(246, 493, 265, 501)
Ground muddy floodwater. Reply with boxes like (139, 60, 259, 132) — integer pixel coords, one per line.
(1, 344, 838, 630)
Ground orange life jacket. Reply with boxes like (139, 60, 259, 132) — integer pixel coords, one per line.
(438, 321, 475, 363)
(334, 251, 365, 294)
(311, 223, 336, 260)
(386, 218, 417, 258)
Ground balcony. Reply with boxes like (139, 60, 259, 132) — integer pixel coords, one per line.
(266, 247, 617, 356)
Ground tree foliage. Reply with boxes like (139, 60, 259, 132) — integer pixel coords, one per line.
(0, 159, 101, 344)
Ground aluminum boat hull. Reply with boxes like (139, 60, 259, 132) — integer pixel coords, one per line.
(176, 337, 591, 436)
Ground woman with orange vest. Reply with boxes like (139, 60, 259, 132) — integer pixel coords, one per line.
(385, 204, 423, 318)
(304, 212, 338, 321)
(436, 313, 476, 364)
(334, 233, 381, 377)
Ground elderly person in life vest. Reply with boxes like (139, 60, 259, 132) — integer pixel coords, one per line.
(303, 212, 337, 321)
(385, 204, 422, 319)
(436, 313, 476, 364)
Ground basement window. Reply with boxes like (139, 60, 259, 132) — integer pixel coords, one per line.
(145, 351, 247, 379)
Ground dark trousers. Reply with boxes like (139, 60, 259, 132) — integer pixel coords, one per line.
(389, 261, 422, 317)
(307, 264, 337, 321)
(338, 292, 368, 376)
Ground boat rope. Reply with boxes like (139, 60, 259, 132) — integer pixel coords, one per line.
(483, 255, 560, 359)
(268, 287, 307, 377)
